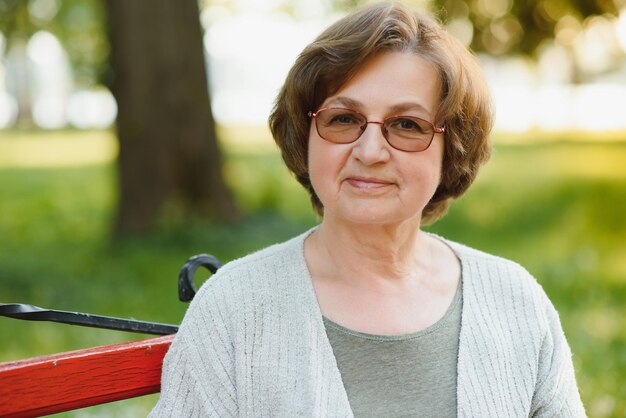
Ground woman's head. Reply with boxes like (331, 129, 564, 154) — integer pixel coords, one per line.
(269, 2, 493, 225)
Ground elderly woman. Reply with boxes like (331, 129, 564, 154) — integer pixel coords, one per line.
(151, 3, 585, 417)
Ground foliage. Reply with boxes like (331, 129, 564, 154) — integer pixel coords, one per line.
(0, 0, 109, 87)
(0, 131, 625, 417)
(326, 0, 622, 55)
(326, 0, 625, 81)
(434, 0, 619, 55)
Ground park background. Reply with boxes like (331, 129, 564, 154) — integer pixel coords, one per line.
(0, 0, 625, 416)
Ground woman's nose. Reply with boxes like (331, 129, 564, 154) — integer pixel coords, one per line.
(351, 122, 391, 165)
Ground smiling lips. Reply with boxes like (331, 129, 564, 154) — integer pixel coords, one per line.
(345, 176, 394, 190)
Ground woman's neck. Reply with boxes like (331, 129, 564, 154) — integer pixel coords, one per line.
(304, 215, 461, 334)
(310, 215, 433, 284)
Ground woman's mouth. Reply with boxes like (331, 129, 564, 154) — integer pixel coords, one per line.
(345, 177, 393, 190)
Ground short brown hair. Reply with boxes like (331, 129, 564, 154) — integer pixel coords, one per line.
(269, 2, 493, 225)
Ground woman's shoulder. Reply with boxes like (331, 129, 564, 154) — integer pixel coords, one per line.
(444, 238, 526, 270)
(442, 238, 559, 348)
(444, 238, 536, 284)
(442, 237, 554, 320)
(190, 227, 314, 307)
(174, 227, 319, 351)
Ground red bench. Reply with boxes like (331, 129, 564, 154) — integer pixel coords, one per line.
(0, 335, 174, 417)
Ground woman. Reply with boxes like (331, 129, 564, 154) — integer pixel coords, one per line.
(151, 3, 585, 417)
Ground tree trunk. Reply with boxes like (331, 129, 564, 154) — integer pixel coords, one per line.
(105, 0, 237, 234)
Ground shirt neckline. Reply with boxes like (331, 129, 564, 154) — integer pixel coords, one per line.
(321, 275, 462, 341)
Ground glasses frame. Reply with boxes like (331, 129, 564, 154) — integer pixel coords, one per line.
(308, 107, 445, 153)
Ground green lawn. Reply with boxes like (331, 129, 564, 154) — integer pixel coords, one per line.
(0, 130, 624, 417)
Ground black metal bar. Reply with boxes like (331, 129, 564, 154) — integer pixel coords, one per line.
(0, 303, 178, 335)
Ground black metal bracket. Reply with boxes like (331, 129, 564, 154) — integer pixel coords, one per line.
(0, 253, 222, 335)
(178, 253, 221, 302)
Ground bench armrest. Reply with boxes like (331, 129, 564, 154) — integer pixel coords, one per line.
(0, 335, 174, 417)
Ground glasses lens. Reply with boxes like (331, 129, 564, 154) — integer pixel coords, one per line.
(385, 116, 434, 152)
(316, 108, 365, 144)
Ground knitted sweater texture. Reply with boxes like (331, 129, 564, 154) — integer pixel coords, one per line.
(150, 229, 586, 417)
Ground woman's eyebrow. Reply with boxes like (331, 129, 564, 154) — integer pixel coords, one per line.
(324, 97, 431, 116)
(388, 102, 431, 115)
(324, 96, 362, 109)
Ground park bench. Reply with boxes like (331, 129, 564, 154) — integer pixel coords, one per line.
(0, 254, 220, 417)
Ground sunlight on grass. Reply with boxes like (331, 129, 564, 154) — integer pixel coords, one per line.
(482, 142, 626, 184)
(492, 129, 626, 144)
(0, 130, 118, 168)
(216, 124, 275, 151)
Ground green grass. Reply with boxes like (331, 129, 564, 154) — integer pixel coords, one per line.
(0, 131, 625, 417)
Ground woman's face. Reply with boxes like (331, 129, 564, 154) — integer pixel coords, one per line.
(308, 51, 444, 227)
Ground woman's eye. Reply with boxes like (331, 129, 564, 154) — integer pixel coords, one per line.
(391, 118, 427, 133)
(331, 114, 358, 124)
(400, 120, 417, 129)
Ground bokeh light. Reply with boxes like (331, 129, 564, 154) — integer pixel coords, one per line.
(67, 89, 117, 129)
(0, 92, 17, 128)
(617, 7, 626, 51)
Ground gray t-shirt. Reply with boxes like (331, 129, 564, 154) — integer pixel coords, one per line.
(323, 280, 462, 418)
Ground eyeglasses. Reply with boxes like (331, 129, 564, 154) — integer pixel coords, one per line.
(308, 107, 445, 152)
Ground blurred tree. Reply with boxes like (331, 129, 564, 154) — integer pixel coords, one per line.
(105, 0, 237, 234)
(0, 0, 237, 233)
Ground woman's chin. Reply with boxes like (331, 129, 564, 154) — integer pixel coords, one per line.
(324, 204, 421, 228)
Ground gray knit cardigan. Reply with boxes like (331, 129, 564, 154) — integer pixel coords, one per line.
(150, 229, 586, 417)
